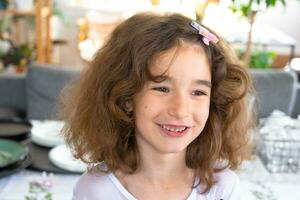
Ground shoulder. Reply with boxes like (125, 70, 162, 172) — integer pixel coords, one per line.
(195, 168, 241, 200)
(72, 163, 121, 200)
(212, 168, 241, 200)
(214, 168, 239, 186)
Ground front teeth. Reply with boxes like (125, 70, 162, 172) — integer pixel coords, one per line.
(160, 125, 187, 132)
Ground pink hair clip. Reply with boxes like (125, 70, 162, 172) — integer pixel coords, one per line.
(190, 21, 219, 46)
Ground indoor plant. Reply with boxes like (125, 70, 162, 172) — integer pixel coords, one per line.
(230, 0, 287, 67)
(2, 42, 33, 73)
(0, 0, 9, 10)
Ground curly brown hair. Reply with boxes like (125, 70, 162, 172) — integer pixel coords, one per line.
(61, 12, 254, 193)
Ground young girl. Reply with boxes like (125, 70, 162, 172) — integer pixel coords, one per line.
(62, 12, 254, 200)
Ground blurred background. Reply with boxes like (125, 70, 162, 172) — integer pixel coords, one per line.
(0, 0, 300, 71)
(0, 1, 300, 200)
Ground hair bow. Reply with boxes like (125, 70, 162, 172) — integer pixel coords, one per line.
(190, 21, 219, 46)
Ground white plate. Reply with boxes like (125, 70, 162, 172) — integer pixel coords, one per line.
(48, 145, 86, 173)
(30, 120, 65, 147)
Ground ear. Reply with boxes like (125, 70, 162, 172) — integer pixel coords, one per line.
(125, 101, 133, 112)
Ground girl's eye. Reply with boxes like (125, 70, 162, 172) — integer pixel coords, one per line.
(152, 87, 170, 93)
(192, 90, 207, 96)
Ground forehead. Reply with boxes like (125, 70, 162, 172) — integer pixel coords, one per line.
(149, 41, 210, 75)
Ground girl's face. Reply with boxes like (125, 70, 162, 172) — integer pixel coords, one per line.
(133, 42, 211, 155)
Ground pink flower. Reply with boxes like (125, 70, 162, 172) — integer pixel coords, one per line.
(41, 180, 53, 189)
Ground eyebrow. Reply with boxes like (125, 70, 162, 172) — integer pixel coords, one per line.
(194, 79, 212, 88)
(152, 75, 212, 88)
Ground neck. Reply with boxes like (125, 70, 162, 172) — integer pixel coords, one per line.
(114, 137, 195, 199)
(142, 154, 188, 180)
(135, 142, 194, 186)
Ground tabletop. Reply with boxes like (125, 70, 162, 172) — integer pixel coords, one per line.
(1, 157, 300, 200)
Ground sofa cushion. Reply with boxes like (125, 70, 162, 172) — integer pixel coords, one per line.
(292, 83, 300, 118)
(26, 64, 79, 120)
(0, 73, 26, 112)
(251, 69, 297, 118)
(0, 106, 25, 119)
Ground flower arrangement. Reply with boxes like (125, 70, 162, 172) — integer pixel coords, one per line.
(25, 173, 53, 200)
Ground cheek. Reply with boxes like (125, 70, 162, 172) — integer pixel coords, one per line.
(194, 101, 210, 124)
(133, 94, 157, 117)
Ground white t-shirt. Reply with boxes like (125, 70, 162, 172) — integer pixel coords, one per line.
(73, 162, 241, 200)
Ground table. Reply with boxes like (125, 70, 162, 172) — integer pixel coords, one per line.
(238, 157, 300, 200)
(1, 157, 300, 200)
(0, 170, 79, 200)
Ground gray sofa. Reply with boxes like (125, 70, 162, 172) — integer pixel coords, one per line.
(0, 64, 79, 120)
(251, 69, 299, 118)
(0, 64, 299, 120)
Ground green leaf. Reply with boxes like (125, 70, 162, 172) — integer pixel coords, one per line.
(266, 0, 276, 7)
(231, 0, 287, 14)
(280, 0, 286, 6)
(250, 50, 277, 69)
(24, 196, 37, 200)
(242, 5, 252, 17)
(45, 193, 53, 200)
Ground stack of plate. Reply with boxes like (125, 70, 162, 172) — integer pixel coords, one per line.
(31, 120, 65, 148)
(0, 120, 87, 176)
(49, 144, 87, 173)
(0, 139, 31, 177)
(0, 119, 32, 141)
(29, 120, 86, 174)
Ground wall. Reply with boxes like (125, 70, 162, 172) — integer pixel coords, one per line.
(53, 0, 300, 68)
(256, 0, 300, 55)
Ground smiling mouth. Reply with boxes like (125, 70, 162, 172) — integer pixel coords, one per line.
(158, 124, 190, 137)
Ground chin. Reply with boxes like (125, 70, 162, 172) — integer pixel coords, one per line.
(155, 143, 188, 155)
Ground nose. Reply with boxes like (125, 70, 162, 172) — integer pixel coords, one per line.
(168, 92, 189, 119)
